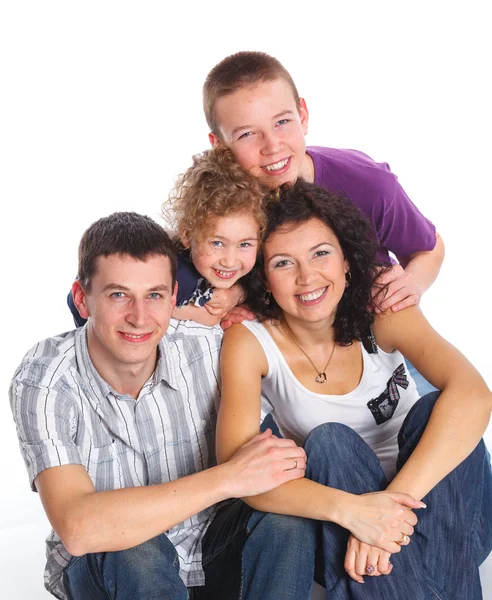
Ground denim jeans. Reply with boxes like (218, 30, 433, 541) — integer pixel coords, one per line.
(64, 393, 492, 600)
(199, 392, 492, 600)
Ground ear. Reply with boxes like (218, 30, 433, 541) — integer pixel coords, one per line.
(72, 279, 90, 319)
(178, 224, 191, 248)
(209, 132, 222, 148)
(299, 98, 309, 136)
(344, 260, 350, 275)
(172, 281, 178, 310)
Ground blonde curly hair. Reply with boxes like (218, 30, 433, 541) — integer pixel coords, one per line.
(163, 147, 269, 245)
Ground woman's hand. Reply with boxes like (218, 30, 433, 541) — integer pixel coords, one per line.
(339, 491, 423, 554)
(344, 534, 397, 583)
(205, 285, 245, 316)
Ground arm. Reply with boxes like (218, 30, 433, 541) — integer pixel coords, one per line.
(374, 306, 492, 500)
(217, 324, 422, 553)
(35, 428, 305, 557)
(172, 303, 223, 326)
(373, 232, 445, 313)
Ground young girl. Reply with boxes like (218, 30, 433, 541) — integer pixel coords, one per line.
(67, 148, 267, 328)
(161, 147, 268, 326)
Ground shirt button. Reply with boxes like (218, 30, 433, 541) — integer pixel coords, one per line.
(201, 419, 207, 427)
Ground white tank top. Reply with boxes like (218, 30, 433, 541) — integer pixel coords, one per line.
(242, 320, 419, 480)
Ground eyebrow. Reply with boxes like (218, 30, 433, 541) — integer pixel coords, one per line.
(231, 110, 295, 137)
(101, 283, 171, 293)
(211, 235, 259, 242)
(267, 242, 335, 262)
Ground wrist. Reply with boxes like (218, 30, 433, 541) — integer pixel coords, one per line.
(322, 489, 357, 526)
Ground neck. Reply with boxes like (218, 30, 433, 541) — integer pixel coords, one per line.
(282, 314, 335, 346)
(299, 151, 315, 183)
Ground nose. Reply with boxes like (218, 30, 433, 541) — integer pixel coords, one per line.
(219, 246, 238, 268)
(295, 262, 316, 286)
(126, 298, 147, 328)
(261, 130, 283, 155)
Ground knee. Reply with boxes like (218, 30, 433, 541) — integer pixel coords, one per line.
(305, 422, 366, 461)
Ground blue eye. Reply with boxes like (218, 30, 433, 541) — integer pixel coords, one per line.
(210, 240, 223, 248)
(276, 118, 289, 126)
(148, 293, 162, 300)
(238, 131, 253, 140)
(239, 242, 253, 248)
(110, 292, 125, 299)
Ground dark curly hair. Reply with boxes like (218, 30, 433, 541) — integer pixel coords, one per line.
(245, 179, 390, 345)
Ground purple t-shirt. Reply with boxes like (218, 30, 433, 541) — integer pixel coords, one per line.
(308, 146, 436, 263)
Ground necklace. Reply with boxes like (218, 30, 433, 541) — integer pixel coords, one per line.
(284, 321, 336, 384)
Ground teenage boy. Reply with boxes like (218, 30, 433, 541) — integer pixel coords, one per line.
(203, 51, 445, 317)
(9, 212, 307, 600)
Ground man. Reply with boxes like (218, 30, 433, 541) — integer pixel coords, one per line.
(9, 211, 306, 599)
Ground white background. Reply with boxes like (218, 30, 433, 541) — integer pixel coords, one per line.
(0, 1, 491, 598)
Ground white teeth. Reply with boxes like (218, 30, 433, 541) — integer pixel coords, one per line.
(125, 333, 146, 339)
(215, 269, 236, 277)
(264, 158, 288, 172)
(297, 288, 326, 302)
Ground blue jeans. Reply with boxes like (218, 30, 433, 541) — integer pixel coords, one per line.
(64, 393, 492, 599)
(199, 392, 492, 600)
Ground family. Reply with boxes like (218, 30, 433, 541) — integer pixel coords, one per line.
(10, 51, 492, 599)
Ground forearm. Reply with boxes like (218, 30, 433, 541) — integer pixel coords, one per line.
(388, 380, 492, 500)
(60, 466, 229, 555)
(172, 304, 222, 326)
(244, 477, 350, 525)
(400, 232, 445, 295)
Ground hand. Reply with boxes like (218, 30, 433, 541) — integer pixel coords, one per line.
(220, 305, 256, 330)
(341, 491, 423, 554)
(344, 534, 395, 583)
(204, 285, 245, 317)
(223, 429, 306, 498)
(372, 265, 421, 313)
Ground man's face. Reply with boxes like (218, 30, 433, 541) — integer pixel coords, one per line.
(77, 253, 177, 375)
(211, 79, 309, 189)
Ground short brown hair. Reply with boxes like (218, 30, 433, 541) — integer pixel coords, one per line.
(203, 51, 301, 137)
(163, 147, 268, 245)
(78, 212, 177, 291)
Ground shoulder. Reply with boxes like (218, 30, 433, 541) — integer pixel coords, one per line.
(176, 250, 203, 306)
(222, 323, 268, 375)
(11, 329, 80, 389)
(372, 306, 430, 353)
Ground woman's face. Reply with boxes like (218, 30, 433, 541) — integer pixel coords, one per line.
(263, 218, 349, 324)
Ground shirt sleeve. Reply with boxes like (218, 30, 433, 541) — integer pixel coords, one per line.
(176, 252, 202, 306)
(373, 168, 437, 260)
(9, 366, 83, 491)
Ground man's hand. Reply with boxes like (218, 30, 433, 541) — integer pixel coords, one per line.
(220, 305, 256, 330)
(344, 534, 394, 583)
(222, 429, 306, 498)
(372, 264, 421, 313)
(204, 285, 244, 316)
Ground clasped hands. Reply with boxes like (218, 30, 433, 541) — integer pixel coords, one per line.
(343, 491, 424, 583)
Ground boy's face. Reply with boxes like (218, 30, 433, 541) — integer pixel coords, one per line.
(74, 253, 177, 375)
(189, 212, 259, 289)
(210, 79, 310, 189)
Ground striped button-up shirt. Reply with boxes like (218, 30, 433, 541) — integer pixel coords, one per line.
(10, 319, 223, 599)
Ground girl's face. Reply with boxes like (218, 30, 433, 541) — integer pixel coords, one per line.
(189, 211, 259, 288)
(263, 218, 349, 324)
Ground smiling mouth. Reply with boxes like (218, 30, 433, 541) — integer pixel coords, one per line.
(119, 332, 153, 342)
(262, 157, 290, 173)
(212, 268, 238, 279)
(296, 287, 327, 303)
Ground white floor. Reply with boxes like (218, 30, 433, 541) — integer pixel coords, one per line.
(1, 423, 491, 599)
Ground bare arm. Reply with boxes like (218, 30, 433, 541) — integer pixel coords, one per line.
(217, 325, 422, 553)
(36, 429, 305, 557)
(373, 232, 445, 313)
(374, 305, 492, 500)
(172, 304, 222, 326)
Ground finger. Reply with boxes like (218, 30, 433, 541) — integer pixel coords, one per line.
(372, 549, 390, 575)
(355, 545, 369, 577)
(220, 319, 232, 330)
(344, 548, 364, 584)
(390, 294, 420, 312)
(388, 492, 427, 511)
(378, 288, 417, 312)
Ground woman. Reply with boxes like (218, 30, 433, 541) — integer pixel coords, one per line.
(216, 179, 492, 599)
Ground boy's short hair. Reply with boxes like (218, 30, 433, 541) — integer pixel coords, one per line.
(203, 51, 301, 137)
(78, 212, 177, 290)
(163, 147, 268, 245)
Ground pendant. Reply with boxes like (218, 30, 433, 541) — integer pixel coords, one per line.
(315, 372, 327, 384)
